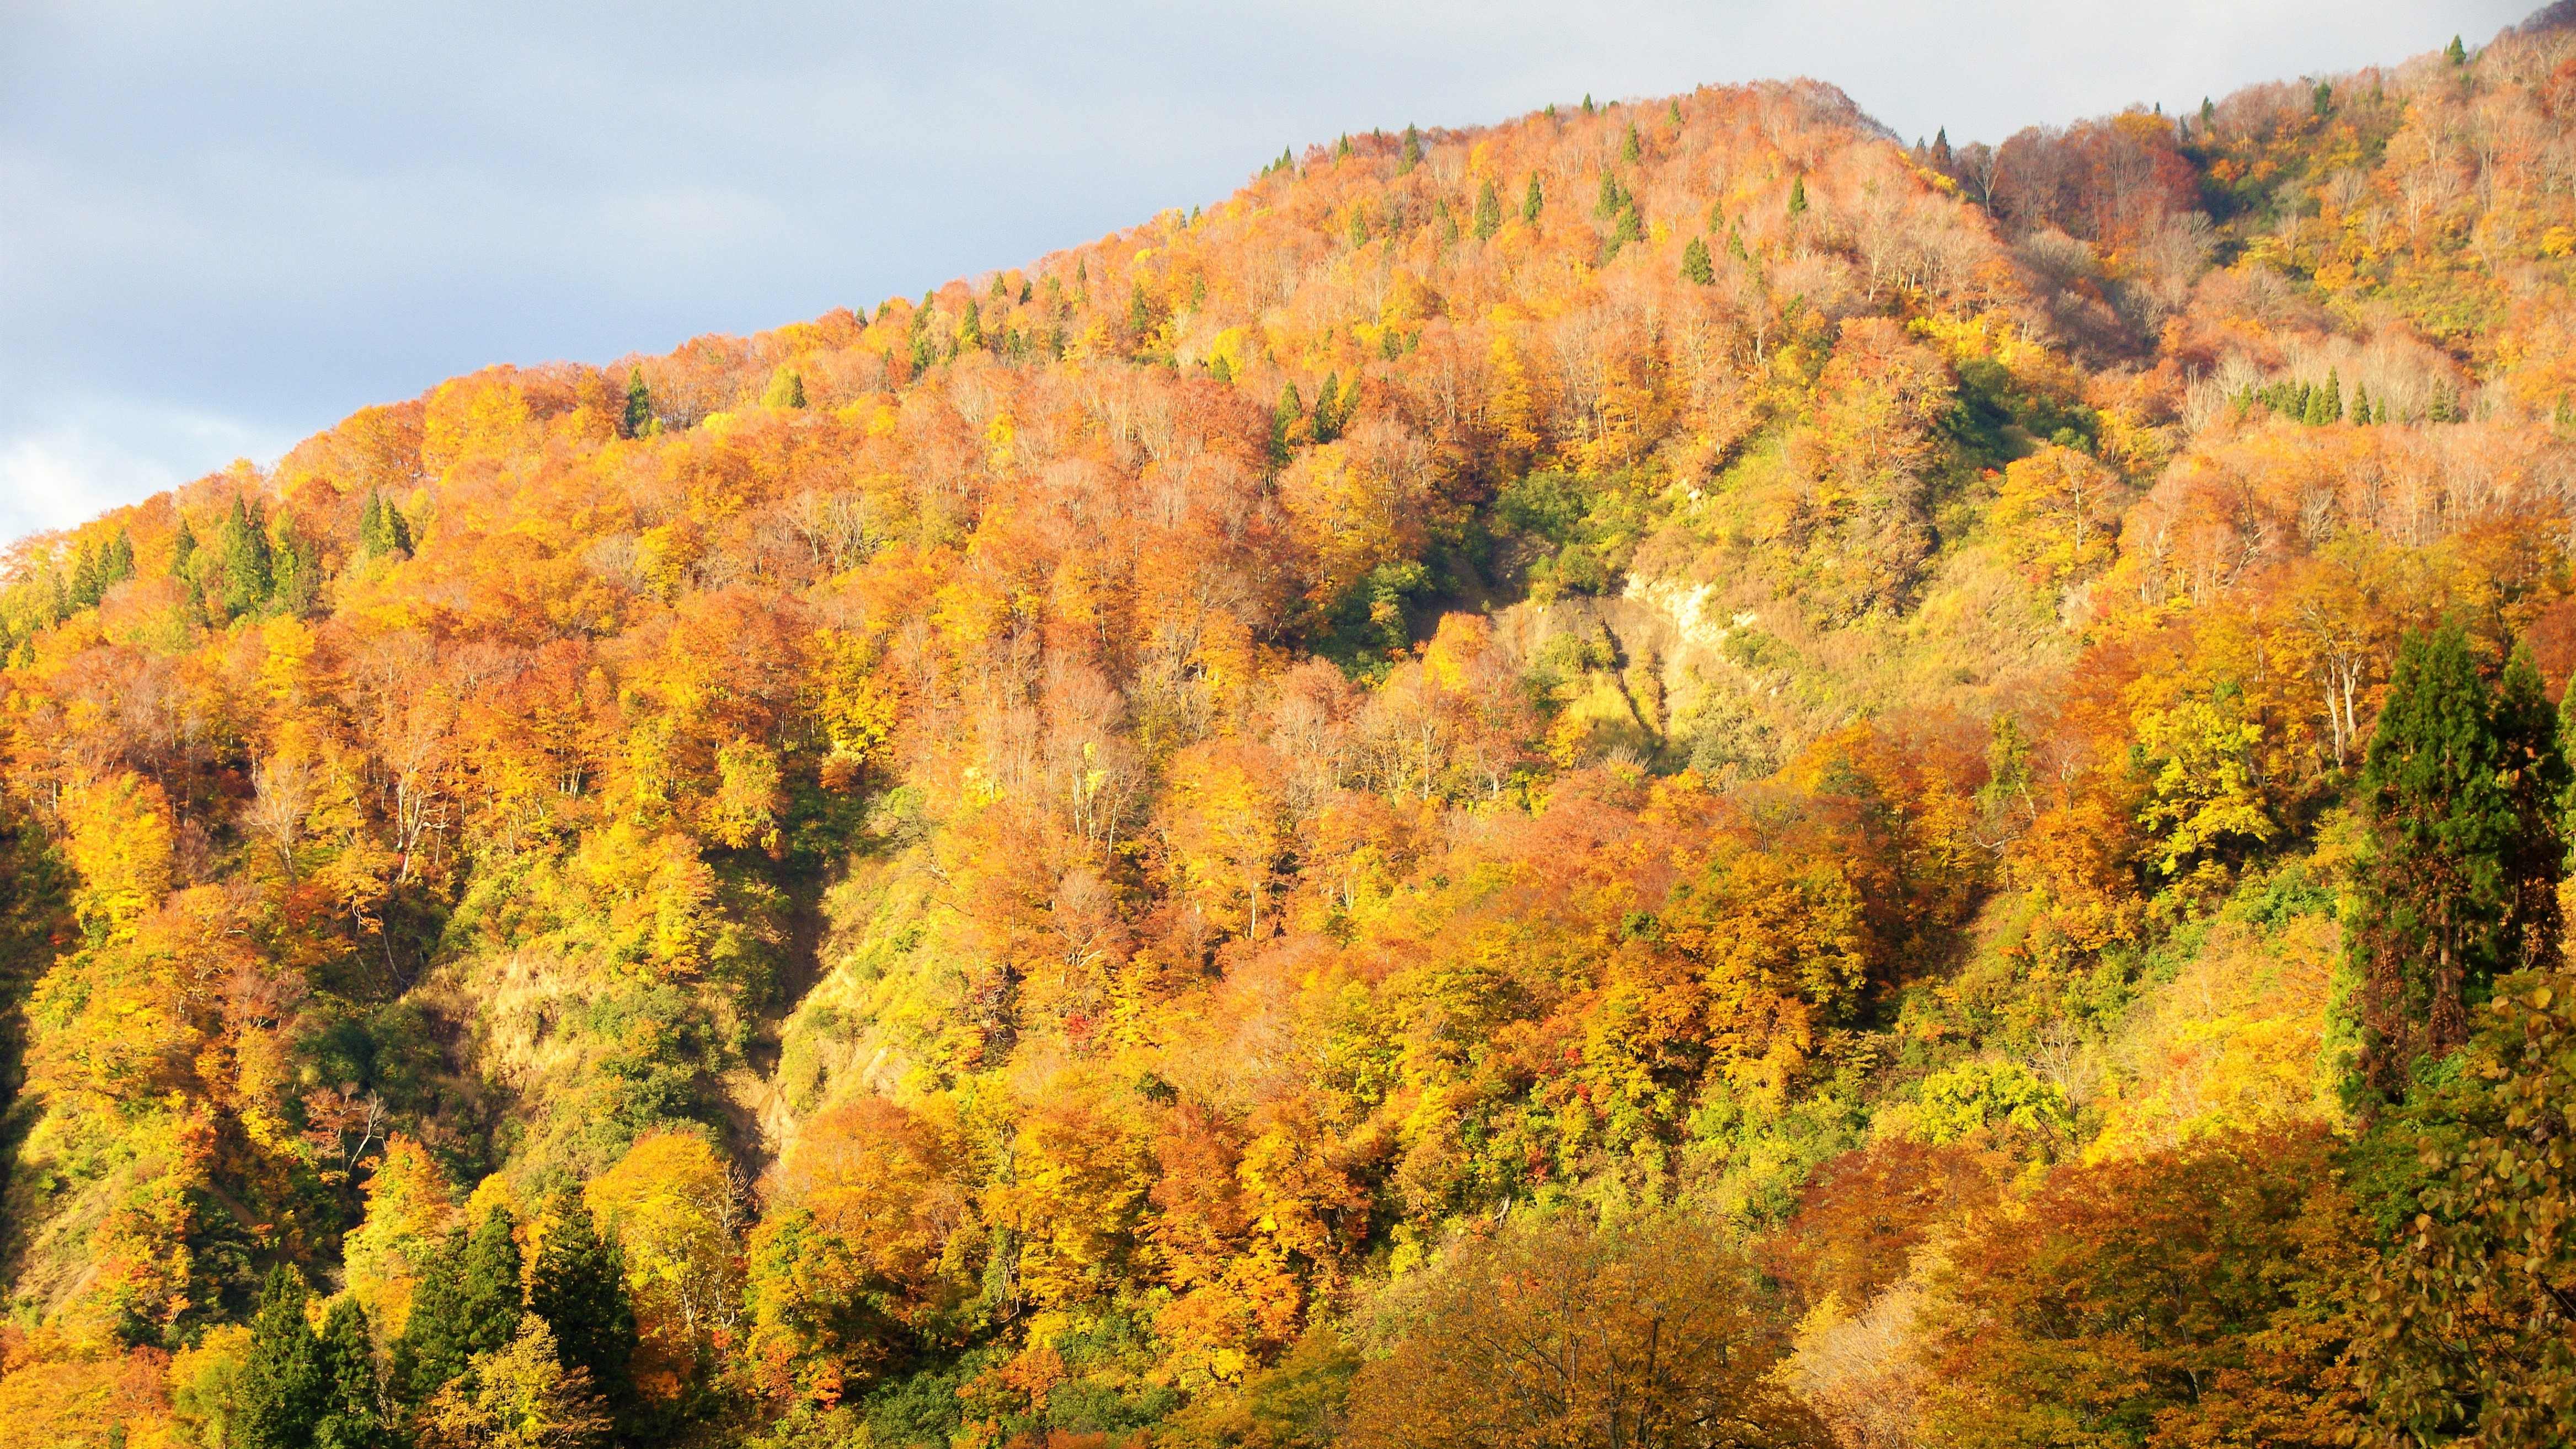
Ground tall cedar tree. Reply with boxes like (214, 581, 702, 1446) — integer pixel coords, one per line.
(1681, 236, 1716, 285)
(359, 490, 412, 560)
(314, 1296, 387, 1449)
(622, 367, 653, 437)
(242, 1265, 327, 1449)
(529, 1191, 640, 1425)
(1522, 174, 1543, 224)
(218, 495, 275, 616)
(2350, 624, 2568, 1096)
(1473, 179, 1503, 239)
(461, 1202, 528, 1356)
(393, 1229, 471, 1405)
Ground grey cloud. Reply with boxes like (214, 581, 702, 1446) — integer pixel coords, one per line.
(0, 0, 2538, 543)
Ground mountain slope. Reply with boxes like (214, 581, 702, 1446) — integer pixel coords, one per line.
(4, 15, 2576, 1449)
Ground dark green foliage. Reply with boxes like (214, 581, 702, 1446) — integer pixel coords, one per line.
(2446, 34, 2467, 66)
(392, 1231, 469, 1404)
(217, 495, 275, 617)
(68, 544, 100, 612)
(271, 521, 324, 616)
(530, 1191, 639, 1426)
(622, 367, 653, 439)
(359, 490, 412, 560)
(1210, 353, 1233, 383)
(762, 368, 809, 409)
(1620, 124, 1641, 164)
(461, 1202, 528, 1356)
(2349, 623, 2568, 1098)
(171, 515, 197, 576)
(313, 1297, 387, 1449)
(1522, 173, 1544, 224)
(1311, 372, 1347, 445)
(66, 530, 137, 609)
(958, 300, 984, 351)
(1681, 236, 1715, 285)
(1273, 383, 1305, 464)
(1473, 178, 1503, 239)
(2348, 967, 2576, 1445)
(1595, 171, 1625, 221)
(1400, 124, 1422, 172)
(1788, 175, 1809, 215)
(242, 1265, 327, 1449)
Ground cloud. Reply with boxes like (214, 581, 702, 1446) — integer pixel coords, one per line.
(0, 0, 2541, 548)
(0, 403, 295, 544)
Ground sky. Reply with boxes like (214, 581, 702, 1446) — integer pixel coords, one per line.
(0, 0, 2542, 548)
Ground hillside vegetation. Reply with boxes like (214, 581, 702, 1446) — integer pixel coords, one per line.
(6, 12, 2576, 1448)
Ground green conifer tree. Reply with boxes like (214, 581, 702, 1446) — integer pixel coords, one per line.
(70, 543, 101, 611)
(1788, 175, 1808, 216)
(621, 368, 653, 439)
(2446, 34, 2467, 65)
(1522, 174, 1544, 224)
(528, 1192, 639, 1428)
(2349, 622, 2569, 1098)
(761, 368, 808, 409)
(171, 515, 197, 577)
(217, 496, 275, 617)
(1595, 172, 1623, 220)
(1473, 179, 1502, 239)
(1931, 127, 1952, 167)
(241, 1265, 326, 1449)
(1681, 236, 1715, 285)
(958, 299, 985, 351)
(1400, 124, 1423, 172)
(1605, 200, 1643, 260)
(1620, 124, 1642, 163)
(2352, 383, 2372, 426)
(392, 1230, 469, 1405)
(312, 1297, 385, 1449)
(1582, 94, 1595, 115)
(459, 1203, 527, 1357)
(1272, 383, 1306, 465)
(103, 528, 133, 589)
(1312, 373, 1344, 445)
(1211, 354, 1233, 383)
(1346, 206, 1369, 248)
(1667, 100, 1683, 127)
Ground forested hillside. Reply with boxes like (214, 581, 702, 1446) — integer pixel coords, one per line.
(6, 11, 2576, 1447)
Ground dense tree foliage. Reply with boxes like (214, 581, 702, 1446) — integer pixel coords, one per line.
(7, 12, 2576, 1447)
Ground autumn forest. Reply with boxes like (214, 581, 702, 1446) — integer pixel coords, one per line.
(6, 12, 2576, 1449)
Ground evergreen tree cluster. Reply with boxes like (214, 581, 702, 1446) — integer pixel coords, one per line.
(245, 1197, 639, 1448)
(59, 528, 136, 618)
(2348, 622, 2569, 1097)
(359, 490, 414, 560)
(2227, 370, 2457, 426)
